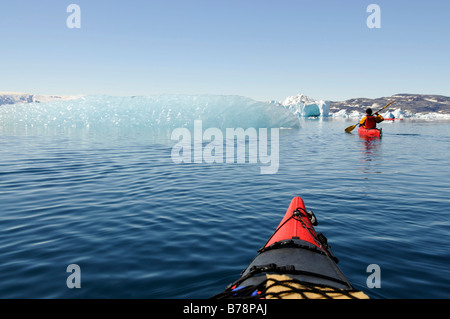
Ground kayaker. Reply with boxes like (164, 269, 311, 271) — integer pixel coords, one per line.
(359, 108, 384, 129)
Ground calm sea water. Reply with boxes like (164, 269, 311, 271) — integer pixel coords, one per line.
(1, 100, 449, 299)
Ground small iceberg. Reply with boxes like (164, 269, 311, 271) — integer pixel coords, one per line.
(270, 94, 330, 117)
(381, 108, 410, 119)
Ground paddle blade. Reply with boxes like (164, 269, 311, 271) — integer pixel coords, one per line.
(345, 124, 358, 133)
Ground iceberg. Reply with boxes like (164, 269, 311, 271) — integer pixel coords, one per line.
(414, 112, 450, 120)
(382, 111, 396, 119)
(330, 109, 362, 118)
(270, 94, 330, 117)
(330, 109, 349, 118)
(381, 108, 411, 119)
(0, 94, 301, 130)
(0, 92, 81, 106)
(331, 107, 450, 120)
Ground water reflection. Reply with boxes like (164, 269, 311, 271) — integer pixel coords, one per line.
(359, 136, 382, 175)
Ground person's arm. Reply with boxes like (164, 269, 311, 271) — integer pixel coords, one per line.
(375, 113, 384, 123)
(359, 116, 367, 125)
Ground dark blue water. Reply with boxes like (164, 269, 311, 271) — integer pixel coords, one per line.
(1, 116, 449, 299)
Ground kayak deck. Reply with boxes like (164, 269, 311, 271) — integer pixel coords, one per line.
(238, 239, 352, 290)
(212, 197, 369, 299)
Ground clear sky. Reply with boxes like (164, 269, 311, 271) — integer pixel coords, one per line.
(1, 0, 449, 102)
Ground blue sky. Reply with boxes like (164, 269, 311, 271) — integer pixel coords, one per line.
(1, 0, 449, 101)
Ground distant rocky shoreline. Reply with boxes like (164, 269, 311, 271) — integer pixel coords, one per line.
(329, 93, 450, 115)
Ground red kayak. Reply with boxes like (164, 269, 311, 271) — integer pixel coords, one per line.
(384, 118, 403, 121)
(213, 196, 369, 299)
(358, 126, 382, 137)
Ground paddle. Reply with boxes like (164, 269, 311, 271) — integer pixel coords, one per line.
(344, 100, 396, 133)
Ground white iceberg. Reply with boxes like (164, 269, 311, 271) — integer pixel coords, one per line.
(415, 112, 450, 120)
(330, 109, 349, 118)
(270, 94, 330, 117)
(0, 94, 301, 130)
(381, 108, 411, 119)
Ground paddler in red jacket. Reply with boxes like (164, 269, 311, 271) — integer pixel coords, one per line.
(359, 108, 384, 129)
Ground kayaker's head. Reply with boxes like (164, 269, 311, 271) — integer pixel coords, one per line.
(366, 108, 373, 116)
